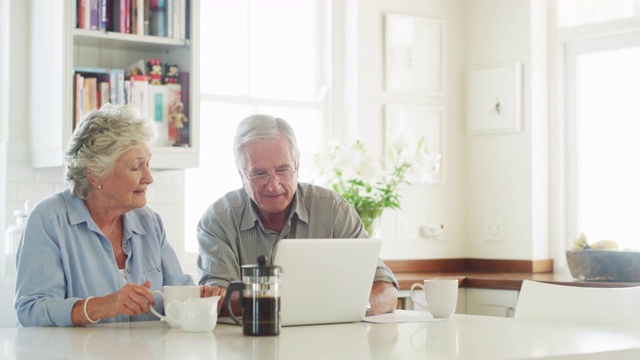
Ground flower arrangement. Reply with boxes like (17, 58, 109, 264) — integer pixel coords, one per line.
(309, 136, 441, 236)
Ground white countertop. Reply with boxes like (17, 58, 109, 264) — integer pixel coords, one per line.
(2, 311, 640, 359)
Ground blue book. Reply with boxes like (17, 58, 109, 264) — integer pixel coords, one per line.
(74, 66, 109, 75)
(112, 69, 126, 105)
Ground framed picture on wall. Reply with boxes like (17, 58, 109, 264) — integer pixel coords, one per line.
(384, 14, 444, 96)
(385, 103, 444, 183)
(467, 62, 522, 134)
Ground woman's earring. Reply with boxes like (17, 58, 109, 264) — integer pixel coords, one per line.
(98, 185, 103, 189)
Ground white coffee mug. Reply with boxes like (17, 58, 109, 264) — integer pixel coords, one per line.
(150, 285, 201, 327)
(410, 279, 458, 318)
(152, 296, 220, 332)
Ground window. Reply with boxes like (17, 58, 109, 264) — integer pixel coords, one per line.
(558, 0, 640, 27)
(184, 0, 330, 252)
(559, 0, 640, 253)
(565, 31, 640, 251)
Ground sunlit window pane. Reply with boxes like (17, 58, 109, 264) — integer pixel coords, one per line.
(250, 0, 319, 101)
(576, 46, 640, 249)
(184, 102, 252, 252)
(559, 0, 640, 27)
(200, 0, 249, 95)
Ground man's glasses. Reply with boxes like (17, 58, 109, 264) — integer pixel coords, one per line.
(244, 166, 297, 186)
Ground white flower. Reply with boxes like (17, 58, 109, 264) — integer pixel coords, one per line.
(309, 137, 440, 213)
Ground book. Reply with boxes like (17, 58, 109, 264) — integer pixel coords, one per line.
(136, 0, 145, 35)
(125, 0, 131, 33)
(166, 0, 173, 37)
(128, 75, 149, 116)
(77, 0, 88, 29)
(112, 68, 126, 105)
(74, 73, 85, 128)
(99, 81, 110, 107)
(84, 77, 98, 114)
(90, 0, 99, 30)
(148, 84, 170, 146)
(172, 0, 184, 39)
(111, 0, 127, 33)
(99, 0, 108, 30)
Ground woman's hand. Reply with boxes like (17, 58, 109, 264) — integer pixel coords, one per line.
(201, 285, 227, 313)
(73, 280, 155, 325)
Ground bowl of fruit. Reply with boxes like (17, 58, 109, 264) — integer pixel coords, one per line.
(566, 234, 640, 282)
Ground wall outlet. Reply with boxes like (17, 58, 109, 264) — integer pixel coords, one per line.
(485, 215, 504, 241)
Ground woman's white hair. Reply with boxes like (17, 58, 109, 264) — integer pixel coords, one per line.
(65, 104, 155, 198)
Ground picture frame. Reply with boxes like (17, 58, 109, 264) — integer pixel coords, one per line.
(467, 62, 522, 134)
(385, 103, 444, 183)
(384, 14, 444, 96)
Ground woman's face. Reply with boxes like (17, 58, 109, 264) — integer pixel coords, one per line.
(98, 146, 154, 213)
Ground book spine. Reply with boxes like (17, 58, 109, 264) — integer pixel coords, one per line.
(90, 0, 99, 30)
(119, 0, 126, 32)
(136, 0, 145, 35)
(166, 0, 172, 37)
(74, 73, 85, 128)
(99, 81, 110, 107)
(99, 0, 108, 30)
(125, 0, 131, 33)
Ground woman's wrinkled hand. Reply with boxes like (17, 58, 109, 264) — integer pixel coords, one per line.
(100, 280, 155, 318)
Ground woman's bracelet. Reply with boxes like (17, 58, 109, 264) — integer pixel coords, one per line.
(83, 296, 101, 324)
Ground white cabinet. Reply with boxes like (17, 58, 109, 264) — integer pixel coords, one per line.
(466, 288, 519, 318)
(29, 1, 200, 169)
(399, 288, 467, 314)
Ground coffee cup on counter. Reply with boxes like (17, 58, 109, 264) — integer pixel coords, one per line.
(410, 279, 458, 318)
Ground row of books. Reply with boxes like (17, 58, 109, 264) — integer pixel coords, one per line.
(75, 0, 189, 39)
(73, 66, 190, 146)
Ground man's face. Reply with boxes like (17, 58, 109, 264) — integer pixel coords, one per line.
(240, 134, 298, 218)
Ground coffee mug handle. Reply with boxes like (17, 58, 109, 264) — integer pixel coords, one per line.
(224, 281, 244, 325)
(410, 283, 428, 309)
(149, 290, 166, 320)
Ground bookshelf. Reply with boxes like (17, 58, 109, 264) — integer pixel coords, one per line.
(29, 0, 200, 169)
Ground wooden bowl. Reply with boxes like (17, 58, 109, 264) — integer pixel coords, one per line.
(566, 250, 640, 282)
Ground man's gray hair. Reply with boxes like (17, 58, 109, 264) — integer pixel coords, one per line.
(233, 114, 300, 170)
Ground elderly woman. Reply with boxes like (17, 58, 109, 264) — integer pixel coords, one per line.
(15, 104, 220, 327)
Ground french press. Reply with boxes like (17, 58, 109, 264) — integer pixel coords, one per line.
(224, 255, 282, 336)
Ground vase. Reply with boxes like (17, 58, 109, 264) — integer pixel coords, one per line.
(357, 207, 384, 239)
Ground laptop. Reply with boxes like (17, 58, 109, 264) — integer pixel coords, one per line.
(219, 237, 382, 327)
(275, 238, 382, 326)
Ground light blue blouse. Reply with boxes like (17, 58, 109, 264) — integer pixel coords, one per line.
(15, 189, 193, 327)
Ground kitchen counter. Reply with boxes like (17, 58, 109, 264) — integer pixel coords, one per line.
(394, 271, 640, 290)
(385, 258, 640, 291)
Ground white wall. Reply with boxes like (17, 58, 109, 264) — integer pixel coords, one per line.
(350, 0, 468, 260)
(1, 0, 553, 268)
(464, 0, 549, 260)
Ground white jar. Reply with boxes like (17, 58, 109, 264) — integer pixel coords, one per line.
(4, 204, 28, 282)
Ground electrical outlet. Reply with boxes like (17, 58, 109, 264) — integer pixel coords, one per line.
(420, 214, 446, 240)
(485, 215, 504, 241)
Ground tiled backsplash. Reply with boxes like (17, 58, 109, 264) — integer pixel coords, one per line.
(3, 142, 198, 276)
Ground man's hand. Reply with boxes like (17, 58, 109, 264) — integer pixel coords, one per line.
(367, 281, 398, 315)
